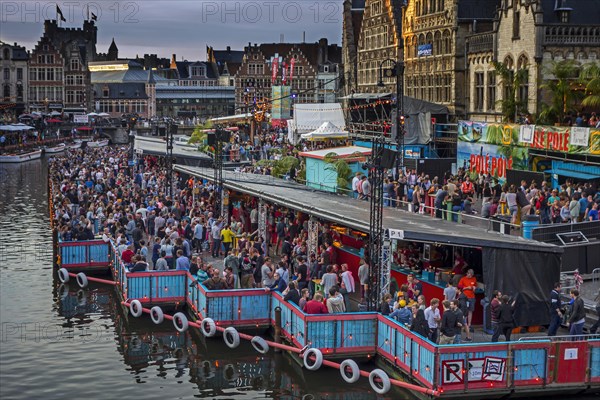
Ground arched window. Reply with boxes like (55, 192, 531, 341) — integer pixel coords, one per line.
(443, 30, 451, 54)
(434, 31, 442, 55)
(517, 54, 529, 111)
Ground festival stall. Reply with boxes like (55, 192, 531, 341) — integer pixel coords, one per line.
(299, 146, 371, 193)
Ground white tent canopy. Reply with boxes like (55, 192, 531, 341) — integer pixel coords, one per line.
(288, 103, 346, 144)
(300, 121, 348, 141)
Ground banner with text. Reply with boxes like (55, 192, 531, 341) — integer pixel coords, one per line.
(458, 121, 600, 156)
(271, 86, 291, 120)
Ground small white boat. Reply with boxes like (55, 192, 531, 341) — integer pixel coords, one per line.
(0, 149, 43, 163)
(67, 142, 81, 149)
(44, 143, 66, 154)
(86, 139, 109, 148)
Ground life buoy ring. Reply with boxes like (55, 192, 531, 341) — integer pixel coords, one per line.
(131, 336, 142, 350)
(129, 299, 143, 317)
(58, 268, 69, 283)
(173, 312, 189, 333)
(76, 272, 88, 288)
(302, 395, 315, 400)
(150, 306, 164, 324)
(223, 327, 240, 349)
(369, 369, 391, 395)
(251, 336, 270, 354)
(77, 289, 86, 306)
(202, 361, 215, 379)
(201, 318, 216, 337)
(303, 348, 323, 371)
(58, 283, 69, 300)
(223, 364, 239, 381)
(339, 359, 360, 383)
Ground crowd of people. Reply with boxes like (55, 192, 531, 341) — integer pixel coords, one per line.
(49, 139, 597, 344)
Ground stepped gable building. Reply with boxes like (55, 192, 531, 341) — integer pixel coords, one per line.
(467, 0, 600, 121)
(28, 35, 64, 113)
(342, 0, 366, 96)
(207, 46, 245, 87)
(356, 0, 404, 94)
(40, 19, 98, 113)
(235, 39, 342, 113)
(1, 41, 29, 117)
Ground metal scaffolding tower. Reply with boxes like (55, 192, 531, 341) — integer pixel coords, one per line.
(366, 135, 387, 311)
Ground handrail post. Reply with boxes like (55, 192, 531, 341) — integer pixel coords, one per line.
(274, 306, 282, 353)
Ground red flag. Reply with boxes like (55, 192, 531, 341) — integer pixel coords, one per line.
(271, 58, 278, 84)
(282, 62, 287, 85)
(289, 58, 296, 82)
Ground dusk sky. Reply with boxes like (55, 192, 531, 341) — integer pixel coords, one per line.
(1, 1, 343, 60)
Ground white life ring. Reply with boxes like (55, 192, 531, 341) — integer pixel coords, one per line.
(201, 318, 216, 337)
(77, 289, 86, 306)
(303, 348, 323, 371)
(150, 306, 164, 324)
(369, 369, 391, 395)
(251, 336, 270, 354)
(129, 299, 143, 317)
(58, 284, 69, 300)
(173, 312, 189, 333)
(58, 268, 70, 283)
(223, 364, 239, 381)
(339, 359, 361, 383)
(202, 361, 215, 379)
(76, 272, 88, 288)
(223, 327, 240, 349)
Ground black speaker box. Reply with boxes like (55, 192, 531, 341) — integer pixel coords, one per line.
(379, 148, 398, 170)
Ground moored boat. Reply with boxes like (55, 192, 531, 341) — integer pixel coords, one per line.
(0, 149, 43, 163)
(86, 139, 109, 148)
(67, 142, 81, 149)
(44, 143, 66, 154)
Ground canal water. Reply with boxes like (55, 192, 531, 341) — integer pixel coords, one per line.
(0, 160, 404, 399)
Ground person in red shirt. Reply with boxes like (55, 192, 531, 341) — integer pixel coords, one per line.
(461, 176, 474, 196)
(303, 293, 328, 314)
(458, 269, 477, 331)
(121, 245, 135, 265)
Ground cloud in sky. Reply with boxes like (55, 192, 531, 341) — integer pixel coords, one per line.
(1, 1, 343, 59)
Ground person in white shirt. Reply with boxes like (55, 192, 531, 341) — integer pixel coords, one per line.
(424, 298, 441, 343)
(340, 263, 355, 310)
(351, 172, 362, 199)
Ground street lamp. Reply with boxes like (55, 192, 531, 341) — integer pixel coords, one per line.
(377, 59, 405, 176)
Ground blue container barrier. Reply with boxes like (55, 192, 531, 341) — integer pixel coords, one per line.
(522, 217, 540, 239)
(591, 343, 600, 379)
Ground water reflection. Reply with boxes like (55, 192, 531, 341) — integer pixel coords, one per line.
(54, 281, 404, 399)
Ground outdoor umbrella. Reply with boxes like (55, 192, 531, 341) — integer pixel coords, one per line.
(98, 113, 110, 117)
(50, 111, 62, 116)
(87, 112, 98, 117)
(47, 118, 62, 123)
(77, 126, 93, 131)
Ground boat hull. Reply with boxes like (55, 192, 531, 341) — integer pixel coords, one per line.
(86, 140, 109, 148)
(0, 150, 43, 163)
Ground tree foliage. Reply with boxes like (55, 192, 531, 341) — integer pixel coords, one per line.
(492, 61, 529, 122)
(324, 152, 353, 194)
(538, 60, 581, 124)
